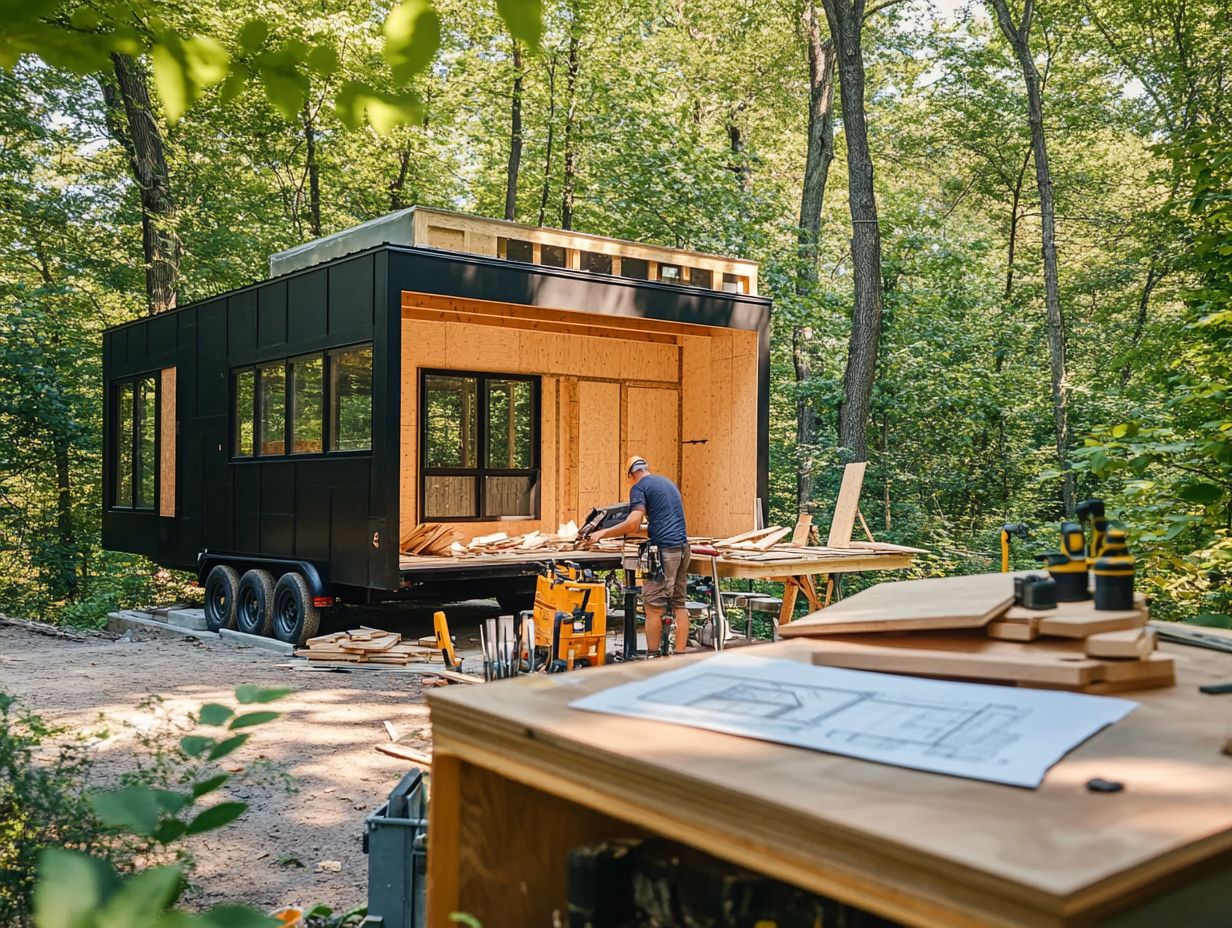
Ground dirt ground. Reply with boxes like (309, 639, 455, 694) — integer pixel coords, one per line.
(0, 603, 496, 915)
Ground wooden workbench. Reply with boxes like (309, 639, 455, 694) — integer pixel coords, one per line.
(689, 540, 923, 624)
(426, 638, 1232, 927)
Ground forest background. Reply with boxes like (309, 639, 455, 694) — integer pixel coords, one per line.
(1, 0, 1229, 626)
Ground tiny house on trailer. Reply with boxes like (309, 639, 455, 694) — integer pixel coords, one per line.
(102, 208, 770, 644)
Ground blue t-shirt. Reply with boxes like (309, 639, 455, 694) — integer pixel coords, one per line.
(629, 473, 688, 548)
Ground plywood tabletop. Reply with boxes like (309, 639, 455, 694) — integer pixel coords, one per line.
(428, 638, 1232, 926)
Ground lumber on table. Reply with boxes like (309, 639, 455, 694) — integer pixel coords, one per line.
(827, 461, 867, 548)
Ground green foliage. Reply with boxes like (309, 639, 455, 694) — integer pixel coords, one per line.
(29, 686, 292, 928)
(2, 0, 543, 131)
(0, 696, 110, 927)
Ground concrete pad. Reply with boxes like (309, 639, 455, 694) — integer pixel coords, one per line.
(106, 612, 219, 641)
(219, 628, 295, 655)
(166, 608, 208, 631)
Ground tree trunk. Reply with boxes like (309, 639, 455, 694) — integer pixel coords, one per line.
(99, 53, 180, 314)
(539, 55, 559, 226)
(560, 24, 580, 229)
(390, 141, 412, 211)
(989, 0, 1074, 514)
(821, 0, 885, 464)
(1004, 147, 1031, 300)
(303, 102, 321, 237)
(727, 120, 751, 191)
(505, 42, 524, 222)
(793, 0, 837, 511)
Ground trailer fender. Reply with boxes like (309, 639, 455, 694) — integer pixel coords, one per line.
(197, 552, 328, 601)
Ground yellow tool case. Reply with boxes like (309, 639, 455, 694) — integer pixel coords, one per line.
(532, 562, 608, 670)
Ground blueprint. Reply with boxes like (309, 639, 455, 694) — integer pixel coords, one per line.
(571, 653, 1136, 787)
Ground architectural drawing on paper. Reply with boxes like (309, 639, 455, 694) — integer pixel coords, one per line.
(640, 672, 1028, 763)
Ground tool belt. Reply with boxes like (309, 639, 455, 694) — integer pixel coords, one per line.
(638, 540, 665, 581)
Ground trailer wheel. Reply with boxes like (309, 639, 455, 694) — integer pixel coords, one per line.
(235, 569, 276, 636)
(272, 572, 320, 645)
(203, 565, 240, 631)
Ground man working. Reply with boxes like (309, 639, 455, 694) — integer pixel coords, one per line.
(589, 455, 690, 655)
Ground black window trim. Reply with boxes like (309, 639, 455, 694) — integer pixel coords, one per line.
(419, 368, 541, 522)
(109, 371, 160, 512)
(228, 340, 373, 462)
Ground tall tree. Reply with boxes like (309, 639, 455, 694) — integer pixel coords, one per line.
(793, 0, 836, 508)
(99, 54, 180, 314)
(559, 7, 581, 229)
(820, 0, 885, 463)
(989, 0, 1074, 513)
(505, 41, 525, 221)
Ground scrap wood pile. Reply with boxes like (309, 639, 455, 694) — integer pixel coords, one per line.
(295, 627, 442, 665)
(401, 520, 629, 558)
(780, 572, 1173, 693)
(690, 522, 924, 563)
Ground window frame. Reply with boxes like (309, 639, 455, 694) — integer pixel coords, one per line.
(229, 341, 373, 462)
(419, 368, 541, 522)
(109, 372, 160, 512)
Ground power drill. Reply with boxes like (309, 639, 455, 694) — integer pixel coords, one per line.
(999, 523, 1030, 573)
(1075, 499, 1109, 563)
(1036, 521, 1090, 602)
(1093, 527, 1135, 610)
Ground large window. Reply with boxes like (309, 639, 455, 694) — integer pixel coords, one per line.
(290, 354, 324, 454)
(112, 374, 158, 510)
(231, 343, 372, 459)
(421, 371, 539, 520)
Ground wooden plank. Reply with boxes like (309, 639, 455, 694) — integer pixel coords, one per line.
(577, 380, 622, 516)
(781, 572, 1014, 638)
(626, 385, 680, 485)
(986, 616, 1039, 641)
(827, 462, 867, 548)
(1085, 628, 1157, 659)
(1035, 608, 1147, 639)
(376, 742, 433, 765)
(159, 366, 176, 517)
(745, 526, 791, 550)
(808, 633, 1104, 686)
(791, 514, 812, 546)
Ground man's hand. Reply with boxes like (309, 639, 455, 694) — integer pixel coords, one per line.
(588, 527, 607, 543)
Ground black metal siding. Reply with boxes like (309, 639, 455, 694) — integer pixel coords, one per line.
(102, 251, 397, 590)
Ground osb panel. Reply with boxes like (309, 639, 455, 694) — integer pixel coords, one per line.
(577, 381, 621, 516)
(625, 386, 679, 486)
(159, 366, 176, 518)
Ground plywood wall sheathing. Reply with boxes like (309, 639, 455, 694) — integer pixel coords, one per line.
(159, 366, 176, 517)
(399, 296, 759, 546)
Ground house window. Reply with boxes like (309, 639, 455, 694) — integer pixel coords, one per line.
(258, 361, 286, 455)
(658, 263, 682, 283)
(540, 244, 567, 267)
(230, 343, 371, 459)
(620, 256, 650, 280)
(580, 250, 612, 274)
(330, 345, 372, 452)
(290, 354, 324, 454)
(421, 370, 540, 521)
(689, 267, 713, 289)
(112, 374, 157, 510)
(234, 369, 255, 456)
(722, 272, 749, 294)
(499, 237, 534, 263)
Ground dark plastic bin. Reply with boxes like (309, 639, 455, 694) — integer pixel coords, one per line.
(363, 767, 428, 928)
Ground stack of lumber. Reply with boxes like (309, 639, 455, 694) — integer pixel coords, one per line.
(780, 572, 1173, 693)
(441, 521, 594, 558)
(295, 628, 442, 665)
(400, 523, 463, 556)
(689, 525, 924, 564)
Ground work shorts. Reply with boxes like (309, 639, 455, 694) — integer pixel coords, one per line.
(641, 544, 691, 613)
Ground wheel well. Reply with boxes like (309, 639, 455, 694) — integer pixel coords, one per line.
(197, 553, 327, 599)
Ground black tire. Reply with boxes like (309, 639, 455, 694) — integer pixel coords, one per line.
(203, 565, 240, 632)
(235, 569, 276, 636)
(272, 572, 321, 645)
(496, 588, 534, 614)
